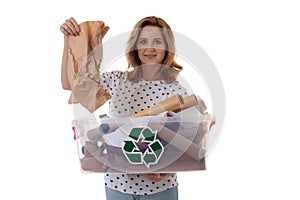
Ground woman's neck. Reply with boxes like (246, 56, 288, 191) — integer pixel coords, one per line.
(140, 64, 163, 81)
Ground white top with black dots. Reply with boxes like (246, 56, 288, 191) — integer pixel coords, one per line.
(100, 70, 187, 195)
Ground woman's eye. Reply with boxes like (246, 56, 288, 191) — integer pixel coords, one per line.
(139, 39, 147, 44)
(155, 40, 162, 44)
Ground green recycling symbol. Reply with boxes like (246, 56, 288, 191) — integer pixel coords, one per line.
(122, 127, 164, 168)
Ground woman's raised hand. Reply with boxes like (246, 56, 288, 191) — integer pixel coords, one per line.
(60, 17, 81, 36)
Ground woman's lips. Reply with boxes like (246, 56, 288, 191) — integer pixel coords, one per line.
(145, 54, 156, 59)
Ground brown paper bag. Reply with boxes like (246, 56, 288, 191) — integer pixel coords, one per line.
(67, 21, 111, 112)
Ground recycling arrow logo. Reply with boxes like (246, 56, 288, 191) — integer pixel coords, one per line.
(122, 127, 164, 168)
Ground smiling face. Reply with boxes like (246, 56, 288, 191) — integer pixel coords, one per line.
(136, 26, 166, 65)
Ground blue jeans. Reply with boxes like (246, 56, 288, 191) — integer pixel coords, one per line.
(105, 186, 178, 200)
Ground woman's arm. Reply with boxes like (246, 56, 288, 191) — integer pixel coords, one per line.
(61, 35, 71, 90)
(60, 17, 81, 90)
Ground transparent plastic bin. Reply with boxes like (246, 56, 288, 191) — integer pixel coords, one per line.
(72, 112, 214, 173)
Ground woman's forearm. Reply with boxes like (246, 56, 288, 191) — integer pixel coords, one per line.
(61, 35, 71, 90)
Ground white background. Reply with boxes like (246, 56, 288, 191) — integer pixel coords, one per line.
(0, 0, 299, 199)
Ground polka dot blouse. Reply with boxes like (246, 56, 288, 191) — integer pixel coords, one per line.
(100, 70, 187, 195)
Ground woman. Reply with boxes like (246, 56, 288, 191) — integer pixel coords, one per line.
(61, 16, 187, 200)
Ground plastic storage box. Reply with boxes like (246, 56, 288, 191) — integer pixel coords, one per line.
(72, 101, 214, 173)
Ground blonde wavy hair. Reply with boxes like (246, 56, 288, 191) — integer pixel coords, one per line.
(125, 16, 183, 83)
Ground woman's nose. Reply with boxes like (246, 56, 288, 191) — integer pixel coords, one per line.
(144, 43, 154, 49)
(145, 46, 155, 51)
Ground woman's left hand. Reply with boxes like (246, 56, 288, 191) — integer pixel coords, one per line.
(140, 173, 174, 182)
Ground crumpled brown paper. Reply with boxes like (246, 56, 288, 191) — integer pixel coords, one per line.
(67, 21, 111, 112)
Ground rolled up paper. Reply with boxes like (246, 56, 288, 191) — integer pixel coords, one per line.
(87, 127, 102, 141)
(67, 21, 111, 112)
(129, 94, 202, 118)
(148, 123, 205, 161)
(172, 94, 199, 113)
(129, 94, 184, 118)
(87, 115, 119, 140)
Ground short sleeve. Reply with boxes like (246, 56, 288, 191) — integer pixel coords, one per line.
(100, 70, 125, 95)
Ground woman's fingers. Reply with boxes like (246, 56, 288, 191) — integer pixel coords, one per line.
(68, 17, 81, 32)
(60, 17, 80, 36)
(140, 173, 174, 182)
(63, 18, 79, 36)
